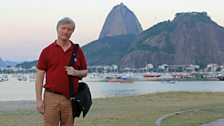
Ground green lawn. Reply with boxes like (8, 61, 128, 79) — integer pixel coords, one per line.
(1, 92, 224, 126)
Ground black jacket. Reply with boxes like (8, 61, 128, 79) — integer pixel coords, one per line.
(71, 82, 92, 118)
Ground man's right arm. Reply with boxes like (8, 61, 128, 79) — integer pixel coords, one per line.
(35, 69, 45, 114)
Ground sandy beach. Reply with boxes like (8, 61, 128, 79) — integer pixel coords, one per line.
(1, 92, 224, 126)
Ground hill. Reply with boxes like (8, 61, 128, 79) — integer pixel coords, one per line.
(83, 35, 136, 66)
(119, 12, 224, 68)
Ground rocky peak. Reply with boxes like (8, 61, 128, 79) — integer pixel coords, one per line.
(99, 3, 143, 39)
(173, 12, 216, 26)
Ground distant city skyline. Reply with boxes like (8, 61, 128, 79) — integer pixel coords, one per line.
(0, 0, 223, 62)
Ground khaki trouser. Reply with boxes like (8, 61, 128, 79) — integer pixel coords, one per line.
(44, 91, 74, 126)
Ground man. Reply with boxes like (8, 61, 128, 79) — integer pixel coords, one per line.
(35, 17, 88, 126)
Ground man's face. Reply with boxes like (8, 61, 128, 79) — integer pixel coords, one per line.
(57, 24, 74, 41)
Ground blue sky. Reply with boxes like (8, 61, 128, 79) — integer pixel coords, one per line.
(0, 0, 223, 61)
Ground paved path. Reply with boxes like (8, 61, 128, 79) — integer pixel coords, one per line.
(201, 119, 224, 126)
(155, 108, 209, 126)
(155, 107, 224, 126)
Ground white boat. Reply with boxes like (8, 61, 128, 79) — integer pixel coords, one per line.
(161, 80, 176, 84)
(1, 74, 8, 81)
(83, 73, 106, 82)
(29, 74, 36, 82)
(17, 74, 27, 81)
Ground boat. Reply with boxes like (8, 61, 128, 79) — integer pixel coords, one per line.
(144, 74, 161, 78)
(218, 76, 224, 81)
(107, 79, 120, 83)
(119, 77, 134, 84)
(161, 80, 176, 84)
(17, 74, 27, 81)
(120, 80, 134, 84)
(83, 73, 106, 82)
(142, 73, 161, 81)
(29, 74, 36, 82)
(1, 75, 8, 81)
(105, 73, 123, 83)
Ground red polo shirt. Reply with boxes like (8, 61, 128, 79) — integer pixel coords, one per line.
(37, 40, 87, 98)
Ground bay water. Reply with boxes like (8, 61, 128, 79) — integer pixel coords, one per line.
(1, 76, 224, 101)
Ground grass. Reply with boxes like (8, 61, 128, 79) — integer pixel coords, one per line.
(1, 92, 224, 126)
(160, 107, 224, 126)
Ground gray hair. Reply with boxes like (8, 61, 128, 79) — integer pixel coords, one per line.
(56, 17, 75, 31)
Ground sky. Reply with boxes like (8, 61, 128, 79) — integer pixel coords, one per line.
(0, 0, 223, 62)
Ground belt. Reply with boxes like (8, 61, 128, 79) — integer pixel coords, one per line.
(45, 88, 62, 95)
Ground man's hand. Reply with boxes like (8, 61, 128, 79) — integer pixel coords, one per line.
(36, 100, 44, 114)
(65, 66, 78, 76)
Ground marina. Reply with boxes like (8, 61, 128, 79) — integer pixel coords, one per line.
(1, 74, 224, 101)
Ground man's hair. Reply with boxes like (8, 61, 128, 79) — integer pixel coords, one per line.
(56, 17, 75, 32)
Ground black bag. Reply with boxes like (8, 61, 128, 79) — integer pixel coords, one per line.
(70, 96, 82, 118)
(68, 44, 92, 118)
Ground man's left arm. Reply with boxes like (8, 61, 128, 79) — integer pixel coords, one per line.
(65, 67, 87, 78)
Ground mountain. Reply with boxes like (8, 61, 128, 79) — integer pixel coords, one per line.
(0, 58, 20, 67)
(120, 12, 224, 68)
(0, 58, 5, 67)
(16, 60, 37, 69)
(82, 35, 136, 66)
(4, 60, 20, 66)
(99, 3, 143, 39)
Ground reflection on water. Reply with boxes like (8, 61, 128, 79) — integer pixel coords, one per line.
(1, 77, 224, 101)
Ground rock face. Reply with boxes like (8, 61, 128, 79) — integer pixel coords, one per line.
(120, 12, 224, 68)
(99, 3, 143, 39)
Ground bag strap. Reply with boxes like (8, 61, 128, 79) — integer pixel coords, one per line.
(68, 44, 79, 98)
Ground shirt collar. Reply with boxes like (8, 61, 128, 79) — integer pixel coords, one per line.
(53, 40, 58, 46)
(53, 40, 75, 51)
